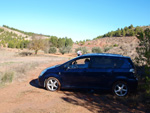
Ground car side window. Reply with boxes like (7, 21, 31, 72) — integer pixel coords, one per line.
(120, 59, 133, 68)
(112, 58, 124, 68)
(65, 58, 90, 69)
(111, 58, 132, 68)
(91, 57, 114, 68)
(91, 57, 131, 69)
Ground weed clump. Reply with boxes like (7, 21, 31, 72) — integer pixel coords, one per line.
(92, 47, 102, 53)
(1, 71, 14, 83)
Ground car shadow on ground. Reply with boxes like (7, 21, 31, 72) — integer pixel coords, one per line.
(29, 79, 147, 112)
(29, 78, 43, 89)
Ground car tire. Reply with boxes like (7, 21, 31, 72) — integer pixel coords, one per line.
(112, 81, 128, 97)
(45, 77, 61, 91)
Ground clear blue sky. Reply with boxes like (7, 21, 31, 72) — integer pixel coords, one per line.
(0, 0, 150, 41)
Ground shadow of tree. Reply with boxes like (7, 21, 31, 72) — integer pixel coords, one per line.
(29, 79, 148, 112)
(61, 90, 147, 112)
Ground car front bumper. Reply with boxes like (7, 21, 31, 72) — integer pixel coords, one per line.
(38, 76, 45, 87)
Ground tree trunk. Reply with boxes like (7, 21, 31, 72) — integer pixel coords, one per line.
(35, 50, 38, 55)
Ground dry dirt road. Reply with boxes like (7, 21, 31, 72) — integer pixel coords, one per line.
(0, 60, 147, 113)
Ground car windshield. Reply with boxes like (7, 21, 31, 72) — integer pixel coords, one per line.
(55, 64, 60, 67)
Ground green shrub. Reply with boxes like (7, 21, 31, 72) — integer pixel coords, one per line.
(59, 46, 67, 55)
(75, 47, 88, 55)
(1, 72, 14, 83)
(104, 46, 112, 52)
(19, 52, 32, 56)
(8, 42, 16, 48)
(59, 46, 72, 54)
(113, 44, 119, 47)
(49, 47, 57, 54)
(92, 47, 102, 53)
(49, 36, 58, 47)
(135, 28, 150, 95)
(65, 46, 72, 53)
(0, 28, 4, 32)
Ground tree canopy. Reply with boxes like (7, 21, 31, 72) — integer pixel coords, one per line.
(28, 35, 49, 54)
(95, 24, 144, 39)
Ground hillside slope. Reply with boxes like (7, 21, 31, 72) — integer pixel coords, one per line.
(0, 26, 50, 40)
(0, 26, 28, 38)
(80, 36, 139, 59)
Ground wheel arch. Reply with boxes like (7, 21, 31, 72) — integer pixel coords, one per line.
(111, 75, 129, 87)
(44, 74, 61, 87)
(111, 79, 128, 87)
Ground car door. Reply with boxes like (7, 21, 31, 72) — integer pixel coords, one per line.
(84, 56, 114, 89)
(60, 58, 90, 88)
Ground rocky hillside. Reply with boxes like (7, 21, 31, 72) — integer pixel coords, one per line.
(1, 25, 149, 60)
(79, 36, 139, 60)
(77, 25, 150, 59)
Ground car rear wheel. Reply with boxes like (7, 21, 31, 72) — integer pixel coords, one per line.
(45, 77, 60, 91)
(112, 81, 128, 97)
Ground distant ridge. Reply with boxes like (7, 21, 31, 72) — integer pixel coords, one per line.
(0, 25, 51, 40)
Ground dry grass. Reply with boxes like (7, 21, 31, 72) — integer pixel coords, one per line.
(0, 49, 68, 84)
(1, 71, 14, 83)
(0, 49, 150, 112)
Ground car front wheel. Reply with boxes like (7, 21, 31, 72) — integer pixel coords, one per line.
(112, 81, 128, 97)
(45, 77, 60, 91)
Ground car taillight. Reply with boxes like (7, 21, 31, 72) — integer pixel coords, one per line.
(129, 68, 138, 79)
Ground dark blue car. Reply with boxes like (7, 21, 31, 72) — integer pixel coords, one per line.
(38, 53, 138, 97)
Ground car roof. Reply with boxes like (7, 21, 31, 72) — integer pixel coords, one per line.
(80, 53, 130, 58)
(61, 53, 131, 66)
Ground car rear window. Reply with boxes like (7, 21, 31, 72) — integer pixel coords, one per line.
(91, 57, 132, 69)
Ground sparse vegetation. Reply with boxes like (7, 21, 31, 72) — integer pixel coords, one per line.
(0, 28, 4, 33)
(28, 35, 49, 54)
(75, 47, 88, 55)
(49, 37, 73, 54)
(95, 24, 144, 39)
(49, 36, 73, 54)
(104, 46, 113, 52)
(135, 28, 150, 94)
(0, 31, 29, 49)
(49, 47, 57, 54)
(19, 52, 33, 56)
(57, 37, 73, 48)
(65, 46, 72, 53)
(59, 46, 68, 55)
(0, 24, 150, 112)
(0, 26, 74, 55)
(0, 49, 68, 86)
(1, 71, 14, 83)
(3, 25, 35, 36)
(75, 40, 86, 45)
(92, 47, 102, 53)
(113, 44, 119, 47)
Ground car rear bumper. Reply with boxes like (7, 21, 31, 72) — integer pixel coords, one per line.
(128, 78, 138, 91)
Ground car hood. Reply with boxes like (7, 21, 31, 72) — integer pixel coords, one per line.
(46, 64, 60, 71)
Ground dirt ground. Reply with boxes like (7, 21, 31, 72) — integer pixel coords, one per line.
(0, 51, 148, 113)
